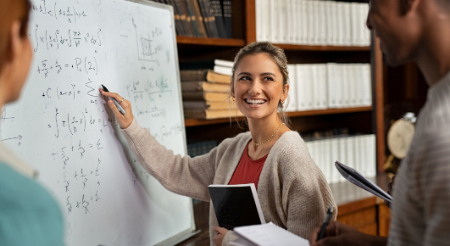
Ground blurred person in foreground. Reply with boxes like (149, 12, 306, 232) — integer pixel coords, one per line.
(0, 0, 65, 245)
(310, 0, 450, 245)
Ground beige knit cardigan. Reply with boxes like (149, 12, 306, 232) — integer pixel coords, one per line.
(122, 119, 337, 246)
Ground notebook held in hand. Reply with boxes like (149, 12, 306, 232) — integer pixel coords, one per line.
(208, 183, 265, 230)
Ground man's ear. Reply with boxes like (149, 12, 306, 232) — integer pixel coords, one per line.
(400, 0, 421, 15)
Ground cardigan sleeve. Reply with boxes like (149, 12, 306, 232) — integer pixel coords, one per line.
(121, 118, 221, 201)
(278, 141, 337, 239)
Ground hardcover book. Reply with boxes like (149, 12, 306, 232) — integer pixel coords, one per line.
(209, 184, 265, 230)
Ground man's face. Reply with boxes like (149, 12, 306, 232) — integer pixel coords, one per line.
(367, 0, 422, 66)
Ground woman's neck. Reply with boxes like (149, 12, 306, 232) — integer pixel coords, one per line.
(247, 114, 283, 144)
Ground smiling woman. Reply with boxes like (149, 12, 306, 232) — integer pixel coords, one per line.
(100, 42, 337, 246)
(231, 42, 290, 128)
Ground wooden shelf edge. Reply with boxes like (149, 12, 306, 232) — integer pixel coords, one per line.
(184, 107, 372, 127)
(274, 43, 371, 52)
(184, 117, 244, 127)
(176, 36, 245, 47)
(287, 107, 372, 117)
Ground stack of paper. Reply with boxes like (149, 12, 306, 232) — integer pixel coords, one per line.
(231, 222, 309, 246)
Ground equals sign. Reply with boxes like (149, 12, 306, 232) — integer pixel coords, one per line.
(65, 64, 69, 67)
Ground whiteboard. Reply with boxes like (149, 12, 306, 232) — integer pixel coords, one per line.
(0, 0, 195, 245)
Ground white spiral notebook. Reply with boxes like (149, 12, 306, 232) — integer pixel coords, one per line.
(230, 222, 309, 246)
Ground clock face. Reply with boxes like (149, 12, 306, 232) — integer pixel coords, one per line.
(387, 119, 415, 159)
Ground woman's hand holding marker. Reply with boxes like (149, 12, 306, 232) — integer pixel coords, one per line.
(99, 87, 134, 129)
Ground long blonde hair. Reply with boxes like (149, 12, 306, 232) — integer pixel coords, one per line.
(230, 42, 291, 127)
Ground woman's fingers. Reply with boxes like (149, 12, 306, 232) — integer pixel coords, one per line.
(99, 88, 123, 102)
(99, 88, 134, 129)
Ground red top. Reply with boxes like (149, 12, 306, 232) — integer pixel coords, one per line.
(228, 143, 268, 190)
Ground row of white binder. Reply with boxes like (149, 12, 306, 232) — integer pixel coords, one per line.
(256, 0, 371, 46)
(285, 63, 372, 112)
(305, 134, 376, 184)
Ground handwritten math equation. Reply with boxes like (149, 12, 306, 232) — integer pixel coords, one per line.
(36, 56, 98, 78)
(31, 0, 88, 24)
(32, 25, 102, 52)
(0, 0, 184, 222)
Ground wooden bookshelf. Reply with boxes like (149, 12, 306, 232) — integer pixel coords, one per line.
(176, 36, 370, 51)
(184, 107, 372, 127)
(176, 36, 245, 47)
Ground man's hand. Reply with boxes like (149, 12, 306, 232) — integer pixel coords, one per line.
(213, 226, 228, 246)
(309, 221, 387, 246)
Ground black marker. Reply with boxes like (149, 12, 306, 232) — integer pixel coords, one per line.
(101, 84, 125, 115)
(317, 206, 333, 241)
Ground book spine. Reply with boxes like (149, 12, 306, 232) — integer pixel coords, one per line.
(256, 0, 263, 41)
(263, 0, 270, 42)
(179, 0, 195, 36)
(205, 0, 221, 38)
(290, 0, 298, 44)
(286, 64, 297, 112)
(304, 64, 314, 110)
(184, 0, 201, 37)
(180, 70, 207, 81)
(175, 0, 193, 36)
(191, 0, 208, 37)
(327, 63, 338, 108)
(295, 65, 305, 111)
(210, 0, 227, 38)
(166, 0, 185, 36)
(197, 0, 214, 37)
(221, 0, 232, 38)
(279, 0, 287, 44)
(330, 138, 340, 183)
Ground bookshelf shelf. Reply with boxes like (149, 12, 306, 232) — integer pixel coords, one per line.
(274, 44, 371, 52)
(184, 107, 373, 127)
(176, 36, 245, 47)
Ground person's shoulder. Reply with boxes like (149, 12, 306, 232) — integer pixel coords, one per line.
(414, 124, 450, 151)
(0, 161, 64, 246)
(272, 131, 307, 155)
(219, 131, 252, 147)
(0, 161, 36, 195)
(0, 162, 59, 209)
(270, 131, 316, 168)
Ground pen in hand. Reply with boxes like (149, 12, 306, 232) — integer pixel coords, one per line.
(101, 84, 126, 115)
(317, 206, 333, 241)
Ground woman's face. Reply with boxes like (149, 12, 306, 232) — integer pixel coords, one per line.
(233, 53, 288, 121)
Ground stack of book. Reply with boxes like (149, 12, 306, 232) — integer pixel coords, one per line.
(256, 0, 370, 46)
(151, 0, 233, 38)
(181, 64, 243, 119)
(305, 134, 377, 184)
(285, 63, 372, 112)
